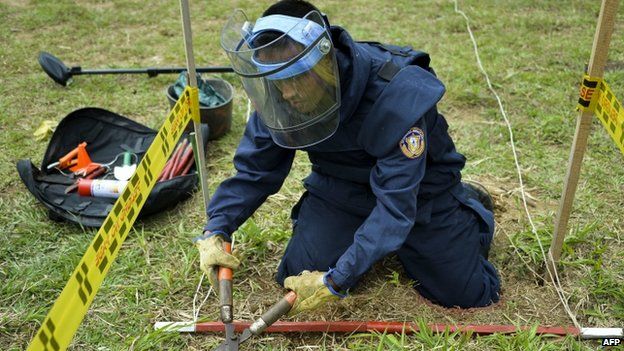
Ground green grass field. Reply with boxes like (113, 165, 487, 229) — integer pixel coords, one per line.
(1, 0, 623, 350)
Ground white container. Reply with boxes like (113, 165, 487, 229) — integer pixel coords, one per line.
(78, 179, 128, 198)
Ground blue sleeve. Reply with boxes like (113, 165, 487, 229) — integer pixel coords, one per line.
(203, 112, 296, 240)
(329, 117, 427, 289)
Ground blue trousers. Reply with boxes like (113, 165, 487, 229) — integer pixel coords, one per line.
(275, 184, 500, 308)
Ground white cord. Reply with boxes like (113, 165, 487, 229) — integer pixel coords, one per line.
(453, 0, 580, 329)
(53, 167, 74, 177)
(246, 98, 252, 123)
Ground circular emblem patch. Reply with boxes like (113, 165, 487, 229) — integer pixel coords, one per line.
(399, 127, 425, 159)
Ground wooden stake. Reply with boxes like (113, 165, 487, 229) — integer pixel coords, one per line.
(180, 0, 210, 212)
(549, 0, 619, 270)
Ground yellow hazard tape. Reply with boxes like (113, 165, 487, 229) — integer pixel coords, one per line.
(577, 74, 624, 155)
(27, 86, 200, 351)
(577, 74, 601, 112)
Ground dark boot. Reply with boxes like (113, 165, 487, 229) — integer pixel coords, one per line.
(462, 180, 494, 213)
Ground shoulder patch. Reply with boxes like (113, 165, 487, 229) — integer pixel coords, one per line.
(399, 127, 425, 159)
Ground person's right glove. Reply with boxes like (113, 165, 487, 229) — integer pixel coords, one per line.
(284, 270, 344, 316)
(195, 233, 240, 287)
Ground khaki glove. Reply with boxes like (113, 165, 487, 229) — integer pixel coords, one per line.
(284, 271, 342, 316)
(195, 234, 240, 287)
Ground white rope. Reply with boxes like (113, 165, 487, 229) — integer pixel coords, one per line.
(192, 233, 236, 322)
(246, 98, 252, 122)
(452, 0, 580, 329)
(192, 273, 212, 322)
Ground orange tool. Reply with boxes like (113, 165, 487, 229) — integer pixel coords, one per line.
(218, 242, 234, 324)
(46, 142, 98, 173)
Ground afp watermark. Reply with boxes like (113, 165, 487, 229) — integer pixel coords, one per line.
(601, 338, 622, 347)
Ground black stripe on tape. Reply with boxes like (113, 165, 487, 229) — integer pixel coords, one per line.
(131, 174, 139, 187)
(82, 273, 92, 295)
(583, 78, 598, 88)
(113, 202, 122, 217)
(136, 193, 143, 208)
(44, 319, 60, 351)
(75, 263, 92, 305)
(46, 319, 55, 333)
(160, 140, 171, 158)
(122, 187, 130, 201)
(144, 168, 153, 184)
(119, 223, 127, 238)
(98, 256, 108, 273)
(38, 329, 48, 344)
(103, 218, 113, 234)
(578, 98, 590, 107)
(76, 272, 87, 304)
(143, 154, 152, 167)
(109, 238, 118, 254)
(127, 207, 135, 221)
(93, 234, 103, 251)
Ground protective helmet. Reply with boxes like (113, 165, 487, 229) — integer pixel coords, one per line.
(221, 9, 341, 148)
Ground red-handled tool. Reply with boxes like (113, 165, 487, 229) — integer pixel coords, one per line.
(218, 242, 234, 324)
(218, 242, 236, 351)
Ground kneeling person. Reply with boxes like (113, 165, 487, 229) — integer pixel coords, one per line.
(195, 0, 501, 314)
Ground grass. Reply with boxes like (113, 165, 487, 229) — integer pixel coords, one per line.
(1, 0, 623, 350)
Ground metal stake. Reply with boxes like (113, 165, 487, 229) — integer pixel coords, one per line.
(179, 0, 210, 212)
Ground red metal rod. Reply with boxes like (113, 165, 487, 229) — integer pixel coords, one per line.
(160, 141, 185, 181)
(180, 155, 195, 176)
(158, 156, 174, 182)
(191, 321, 580, 337)
(172, 144, 194, 177)
(167, 139, 188, 180)
(163, 146, 181, 181)
(157, 158, 172, 182)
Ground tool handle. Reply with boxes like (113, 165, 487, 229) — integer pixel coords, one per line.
(218, 242, 233, 323)
(59, 142, 87, 169)
(86, 166, 106, 179)
(249, 291, 297, 335)
(217, 242, 233, 281)
(123, 152, 132, 166)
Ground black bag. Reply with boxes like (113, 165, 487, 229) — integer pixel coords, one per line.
(17, 107, 206, 227)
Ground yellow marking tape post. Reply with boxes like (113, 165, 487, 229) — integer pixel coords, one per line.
(28, 87, 199, 351)
(577, 74, 624, 155)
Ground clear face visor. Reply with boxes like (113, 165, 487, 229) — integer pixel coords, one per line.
(221, 10, 341, 148)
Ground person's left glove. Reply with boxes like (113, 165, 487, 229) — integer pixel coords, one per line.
(195, 234, 240, 288)
(284, 271, 344, 316)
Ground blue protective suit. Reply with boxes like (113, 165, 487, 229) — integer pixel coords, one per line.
(204, 27, 500, 308)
